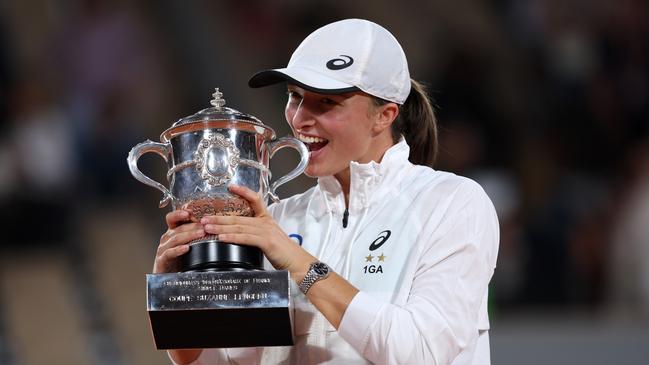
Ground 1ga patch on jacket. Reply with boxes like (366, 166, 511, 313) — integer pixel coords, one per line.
(363, 230, 391, 274)
(347, 196, 424, 297)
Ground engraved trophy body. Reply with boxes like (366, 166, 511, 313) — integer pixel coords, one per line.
(127, 89, 307, 349)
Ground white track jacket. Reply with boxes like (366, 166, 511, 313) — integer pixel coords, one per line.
(175, 140, 499, 365)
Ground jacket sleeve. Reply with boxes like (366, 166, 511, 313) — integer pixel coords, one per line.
(338, 180, 499, 365)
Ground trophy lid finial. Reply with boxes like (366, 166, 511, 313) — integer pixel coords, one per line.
(167, 86, 269, 134)
(210, 88, 226, 109)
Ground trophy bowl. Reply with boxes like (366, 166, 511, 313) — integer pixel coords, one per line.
(127, 88, 308, 272)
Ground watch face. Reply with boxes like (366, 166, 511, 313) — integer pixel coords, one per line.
(313, 262, 329, 276)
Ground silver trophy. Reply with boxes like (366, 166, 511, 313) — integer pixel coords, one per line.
(128, 88, 308, 272)
(127, 88, 307, 349)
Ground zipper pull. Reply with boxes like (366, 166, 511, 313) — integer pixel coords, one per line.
(342, 208, 349, 228)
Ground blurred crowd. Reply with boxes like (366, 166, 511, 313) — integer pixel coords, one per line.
(0, 0, 647, 363)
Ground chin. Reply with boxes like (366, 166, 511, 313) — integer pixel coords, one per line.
(304, 164, 328, 178)
(304, 168, 320, 178)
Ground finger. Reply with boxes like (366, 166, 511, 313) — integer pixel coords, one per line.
(203, 223, 265, 236)
(229, 184, 267, 217)
(215, 233, 262, 248)
(159, 228, 205, 252)
(160, 222, 203, 241)
(166, 210, 191, 228)
(160, 244, 190, 260)
(200, 215, 261, 226)
(172, 222, 204, 234)
(155, 244, 190, 272)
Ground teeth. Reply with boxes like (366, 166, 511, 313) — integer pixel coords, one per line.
(297, 133, 327, 144)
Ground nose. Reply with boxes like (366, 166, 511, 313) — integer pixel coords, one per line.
(286, 98, 316, 132)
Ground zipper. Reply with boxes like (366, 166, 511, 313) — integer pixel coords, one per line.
(342, 208, 349, 228)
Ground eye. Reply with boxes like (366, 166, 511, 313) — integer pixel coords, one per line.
(287, 91, 302, 101)
(320, 97, 337, 105)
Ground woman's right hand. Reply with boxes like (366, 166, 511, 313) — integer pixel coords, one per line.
(153, 209, 205, 273)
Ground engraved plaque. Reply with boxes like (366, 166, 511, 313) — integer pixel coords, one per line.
(147, 270, 294, 349)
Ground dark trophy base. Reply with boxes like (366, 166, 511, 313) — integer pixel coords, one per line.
(147, 270, 294, 349)
(148, 238, 294, 348)
(180, 237, 263, 272)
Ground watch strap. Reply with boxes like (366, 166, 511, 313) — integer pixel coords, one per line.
(298, 261, 330, 294)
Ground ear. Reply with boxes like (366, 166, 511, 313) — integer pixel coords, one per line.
(372, 102, 399, 134)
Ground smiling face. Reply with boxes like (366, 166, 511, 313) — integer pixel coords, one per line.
(284, 85, 398, 186)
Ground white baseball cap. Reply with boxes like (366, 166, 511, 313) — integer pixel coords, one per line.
(249, 18, 411, 104)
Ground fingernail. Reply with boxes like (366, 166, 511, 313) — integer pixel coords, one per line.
(179, 210, 189, 217)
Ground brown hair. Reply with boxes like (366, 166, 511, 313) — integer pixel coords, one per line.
(372, 79, 438, 167)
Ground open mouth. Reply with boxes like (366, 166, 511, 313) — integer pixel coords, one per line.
(297, 133, 329, 152)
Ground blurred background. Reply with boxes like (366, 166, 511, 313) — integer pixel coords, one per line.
(0, 0, 647, 364)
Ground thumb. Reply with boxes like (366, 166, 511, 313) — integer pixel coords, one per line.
(228, 184, 267, 217)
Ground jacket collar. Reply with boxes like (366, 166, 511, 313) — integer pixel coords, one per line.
(312, 139, 413, 218)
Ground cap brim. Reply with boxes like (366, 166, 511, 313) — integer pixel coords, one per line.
(248, 67, 359, 94)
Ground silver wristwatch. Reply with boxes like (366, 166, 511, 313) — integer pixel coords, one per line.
(299, 261, 331, 294)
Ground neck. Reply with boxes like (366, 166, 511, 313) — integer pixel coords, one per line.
(334, 169, 351, 207)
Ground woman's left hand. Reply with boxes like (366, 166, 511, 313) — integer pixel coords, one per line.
(201, 185, 314, 273)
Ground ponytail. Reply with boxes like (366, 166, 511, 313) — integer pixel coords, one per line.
(373, 79, 438, 167)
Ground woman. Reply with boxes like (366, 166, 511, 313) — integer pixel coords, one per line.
(155, 19, 499, 365)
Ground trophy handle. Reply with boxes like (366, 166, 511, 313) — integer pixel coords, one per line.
(266, 136, 309, 203)
(127, 140, 175, 208)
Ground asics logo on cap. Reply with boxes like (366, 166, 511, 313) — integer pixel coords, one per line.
(326, 55, 354, 70)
